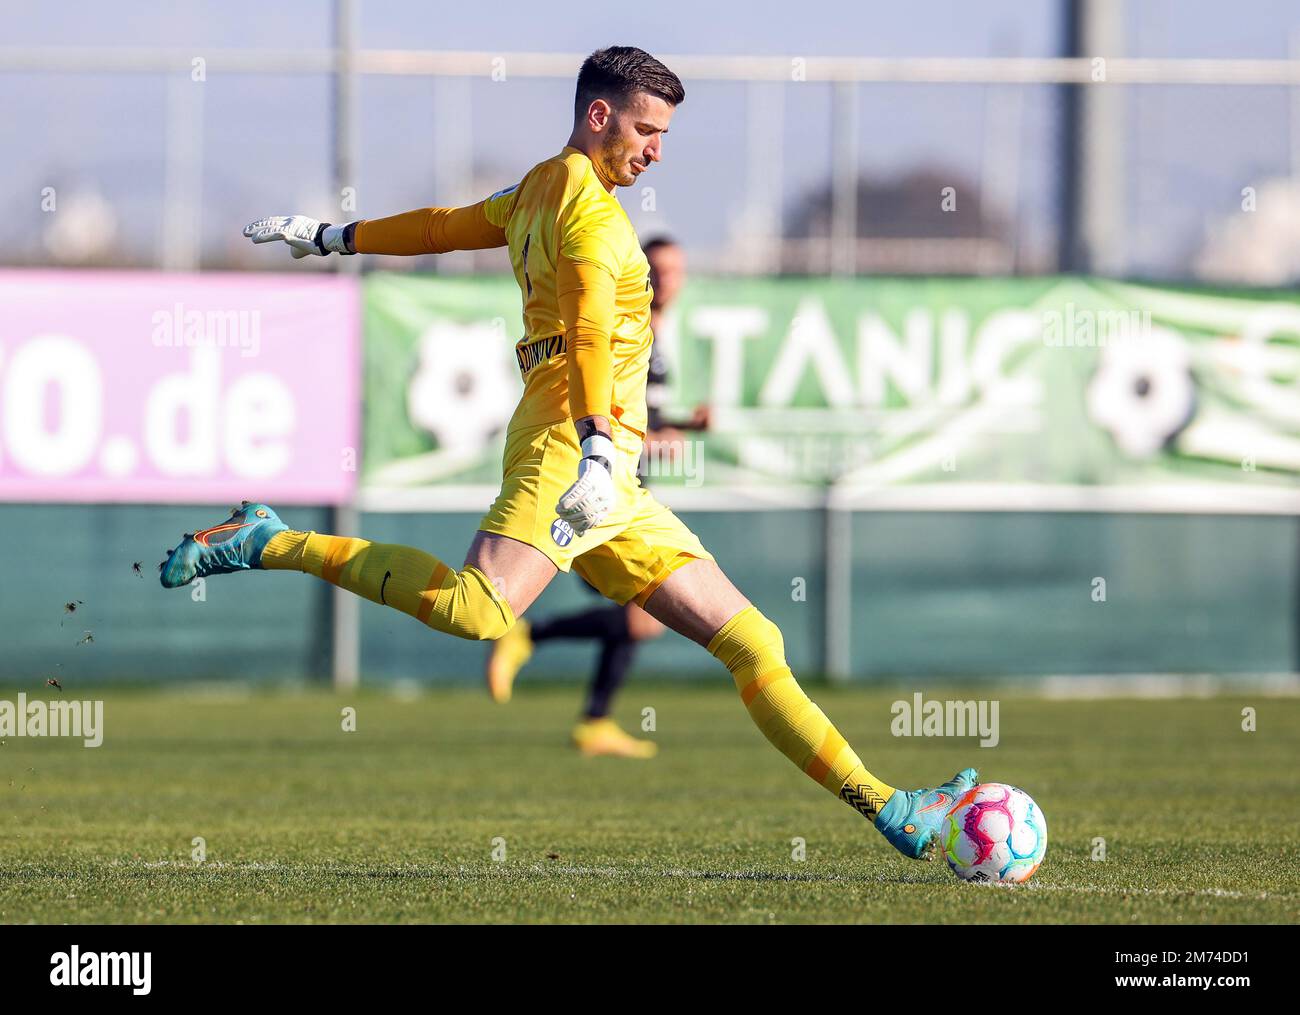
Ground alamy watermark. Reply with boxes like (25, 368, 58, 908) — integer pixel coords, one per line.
(636, 436, 705, 487)
(890, 692, 999, 747)
(50, 947, 150, 995)
(1042, 302, 1152, 348)
(0, 693, 103, 747)
(151, 303, 261, 358)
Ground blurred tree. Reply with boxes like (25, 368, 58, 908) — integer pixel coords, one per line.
(782, 168, 1014, 275)
(1195, 178, 1300, 287)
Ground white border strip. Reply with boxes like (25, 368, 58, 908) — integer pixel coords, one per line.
(356, 482, 1300, 516)
(1037, 673, 1300, 699)
(355, 485, 499, 514)
(828, 483, 1300, 515)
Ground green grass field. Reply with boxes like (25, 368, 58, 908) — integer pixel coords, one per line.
(0, 685, 1295, 923)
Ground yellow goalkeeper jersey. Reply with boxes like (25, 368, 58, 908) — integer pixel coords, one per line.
(483, 147, 653, 435)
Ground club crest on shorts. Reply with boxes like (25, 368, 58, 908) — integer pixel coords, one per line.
(551, 518, 575, 546)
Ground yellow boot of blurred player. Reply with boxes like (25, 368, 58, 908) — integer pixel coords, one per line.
(485, 619, 533, 703)
(571, 717, 658, 759)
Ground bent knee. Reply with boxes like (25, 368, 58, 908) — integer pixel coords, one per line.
(440, 568, 516, 641)
(478, 609, 514, 641)
(444, 609, 513, 642)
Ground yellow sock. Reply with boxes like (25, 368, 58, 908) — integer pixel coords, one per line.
(709, 606, 896, 821)
(262, 530, 514, 641)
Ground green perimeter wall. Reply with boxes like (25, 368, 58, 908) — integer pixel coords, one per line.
(0, 505, 1293, 684)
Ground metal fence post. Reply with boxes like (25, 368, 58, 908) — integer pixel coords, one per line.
(331, 0, 362, 692)
(824, 486, 853, 682)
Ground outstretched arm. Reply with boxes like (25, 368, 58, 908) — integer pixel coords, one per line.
(354, 201, 506, 254)
(243, 201, 506, 258)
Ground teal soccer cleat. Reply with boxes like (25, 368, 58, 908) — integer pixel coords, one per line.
(874, 767, 979, 860)
(159, 501, 288, 589)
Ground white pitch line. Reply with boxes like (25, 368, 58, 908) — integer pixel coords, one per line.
(1007, 883, 1286, 900)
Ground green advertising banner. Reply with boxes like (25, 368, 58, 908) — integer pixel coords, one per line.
(364, 273, 523, 488)
(362, 273, 1300, 508)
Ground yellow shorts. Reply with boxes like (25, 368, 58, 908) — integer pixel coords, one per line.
(478, 420, 713, 606)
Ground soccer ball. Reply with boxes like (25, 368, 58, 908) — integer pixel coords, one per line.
(939, 783, 1047, 884)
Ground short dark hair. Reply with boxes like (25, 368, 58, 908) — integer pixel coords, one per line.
(574, 46, 685, 123)
(642, 235, 680, 257)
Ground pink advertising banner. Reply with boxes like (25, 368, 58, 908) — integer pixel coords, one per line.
(0, 270, 360, 504)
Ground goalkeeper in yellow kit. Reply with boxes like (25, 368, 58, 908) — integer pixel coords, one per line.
(160, 46, 975, 860)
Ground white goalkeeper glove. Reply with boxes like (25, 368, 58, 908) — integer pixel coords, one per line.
(556, 433, 617, 536)
(243, 216, 355, 258)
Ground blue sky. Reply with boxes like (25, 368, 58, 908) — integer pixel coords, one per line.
(2, 1, 1295, 276)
